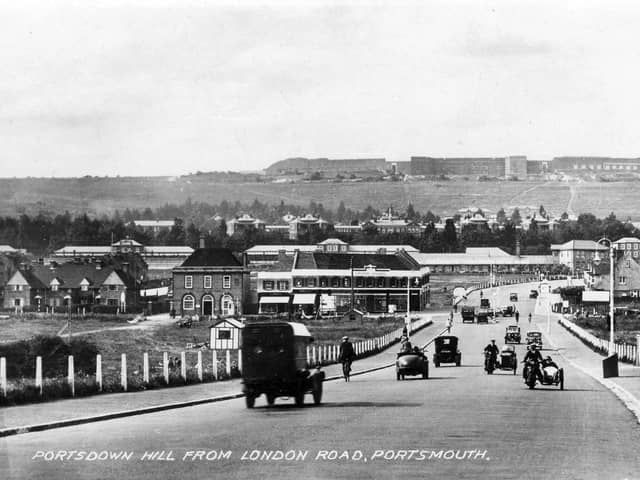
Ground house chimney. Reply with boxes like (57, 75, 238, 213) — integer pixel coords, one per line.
(199, 235, 205, 249)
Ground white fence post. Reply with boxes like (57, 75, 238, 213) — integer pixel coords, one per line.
(312, 346, 317, 366)
(180, 352, 187, 380)
(96, 354, 102, 392)
(35, 356, 43, 396)
(636, 335, 640, 366)
(121, 353, 127, 392)
(306, 346, 310, 367)
(0, 357, 6, 397)
(225, 350, 231, 377)
(163, 352, 169, 385)
(143, 352, 149, 383)
(68, 355, 75, 397)
(197, 351, 203, 381)
(237, 349, 242, 374)
(212, 350, 218, 380)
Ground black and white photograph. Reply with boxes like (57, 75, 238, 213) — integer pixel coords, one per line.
(2, 1, 640, 478)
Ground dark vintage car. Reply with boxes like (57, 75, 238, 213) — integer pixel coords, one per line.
(241, 322, 324, 408)
(510, 292, 518, 302)
(433, 336, 461, 367)
(461, 306, 475, 323)
(529, 289, 539, 299)
(504, 325, 521, 344)
(396, 348, 429, 380)
(476, 307, 490, 323)
(526, 331, 543, 348)
(497, 345, 518, 374)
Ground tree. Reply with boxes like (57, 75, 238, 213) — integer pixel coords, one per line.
(443, 219, 458, 252)
(510, 208, 522, 225)
(406, 203, 417, 221)
(336, 201, 346, 223)
(539, 205, 547, 218)
(496, 208, 507, 225)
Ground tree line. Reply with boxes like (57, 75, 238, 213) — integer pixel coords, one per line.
(0, 199, 637, 257)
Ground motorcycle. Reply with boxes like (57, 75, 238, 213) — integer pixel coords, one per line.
(523, 359, 539, 389)
(523, 358, 564, 390)
(484, 351, 497, 374)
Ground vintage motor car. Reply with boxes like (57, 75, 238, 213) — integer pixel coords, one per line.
(526, 331, 543, 348)
(433, 336, 461, 367)
(529, 289, 539, 299)
(396, 348, 429, 380)
(496, 305, 515, 317)
(510, 292, 518, 302)
(476, 306, 490, 323)
(241, 321, 324, 408)
(504, 325, 521, 344)
(497, 345, 518, 374)
(524, 357, 564, 390)
(460, 306, 475, 323)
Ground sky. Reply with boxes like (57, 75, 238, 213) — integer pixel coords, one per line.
(2, 0, 640, 177)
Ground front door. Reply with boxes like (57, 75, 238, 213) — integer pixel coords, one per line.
(202, 295, 214, 316)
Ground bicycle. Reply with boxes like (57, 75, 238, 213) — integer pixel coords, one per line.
(341, 359, 352, 382)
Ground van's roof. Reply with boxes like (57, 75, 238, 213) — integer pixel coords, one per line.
(245, 321, 312, 338)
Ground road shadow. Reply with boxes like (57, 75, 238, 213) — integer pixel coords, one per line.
(258, 401, 423, 410)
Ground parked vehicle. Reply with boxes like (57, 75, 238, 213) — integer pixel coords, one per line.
(529, 289, 539, 299)
(476, 307, 490, 323)
(433, 336, 461, 367)
(241, 322, 324, 408)
(396, 349, 429, 380)
(461, 306, 475, 323)
(504, 325, 521, 344)
(524, 358, 564, 390)
(526, 331, 543, 348)
(510, 292, 518, 302)
(497, 345, 518, 374)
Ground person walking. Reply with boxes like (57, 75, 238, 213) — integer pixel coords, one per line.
(515, 309, 520, 323)
(528, 312, 532, 324)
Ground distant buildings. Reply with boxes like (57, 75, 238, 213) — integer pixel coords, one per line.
(550, 240, 609, 275)
(226, 214, 266, 236)
(132, 220, 175, 233)
(409, 156, 529, 178)
(265, 157, 386, 176)
(4, 263, 138, 311)
(52, 238, 194, 279)
(584, 250, 640, 300)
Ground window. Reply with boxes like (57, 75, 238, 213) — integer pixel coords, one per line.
(307, 278, 317, 288)
(619, 276, 627, 285)
(635, 244, 639, 250)
(109, 285, 117, 291)
(13, 285, 22, 291)
(51, 284, 58, 292)
(81, 285, 88, 292)
(223, 276, 231, 289)
(204, 276, 212, 289)
(263, 280, 274, 290)
(217, 329, 231, 340)
(14, 298, 21, 307)
(277, 280, 289, 291)
(221, 295, 234, 315)
(185, 275, 193, 289)
(107, 299, 118, 306)
(294, 278, 304, 288)
(183, 295, 195, 310)
(627, 261, 631, 268)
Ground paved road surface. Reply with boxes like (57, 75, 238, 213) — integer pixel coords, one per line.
(2, 291, 640, 479)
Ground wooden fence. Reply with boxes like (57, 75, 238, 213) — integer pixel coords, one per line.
(557, 315, 639, 365)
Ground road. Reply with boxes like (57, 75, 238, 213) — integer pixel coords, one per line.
(2, 285, 640, 479)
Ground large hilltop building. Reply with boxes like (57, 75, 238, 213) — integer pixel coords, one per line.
(265, 157, 386, 176)
(409, 156, 528, 178)
(551, 157, 640, 172)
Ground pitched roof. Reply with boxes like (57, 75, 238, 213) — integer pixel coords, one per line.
(296, 252, 416, 271)
(23, 264, 122, 289)
(180, 248, 242, 267)
(550, 240, 608, 251)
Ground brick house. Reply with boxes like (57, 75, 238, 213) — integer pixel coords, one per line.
(3, 263, 138, 311)
(172, 248, 250, 317)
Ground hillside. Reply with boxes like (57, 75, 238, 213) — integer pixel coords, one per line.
(0, 176, 636, 220)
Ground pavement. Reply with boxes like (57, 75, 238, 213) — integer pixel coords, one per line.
(0, 313, 444, 435)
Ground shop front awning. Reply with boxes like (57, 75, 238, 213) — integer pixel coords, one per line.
(292, 294, 317, 305)
(259, 296, 291, 304)
(583, 291, 610, 303)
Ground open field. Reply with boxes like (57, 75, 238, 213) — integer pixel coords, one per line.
(2, 176, 639, 219)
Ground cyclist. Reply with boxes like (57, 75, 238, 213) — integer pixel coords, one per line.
(338, 336, 355, 382)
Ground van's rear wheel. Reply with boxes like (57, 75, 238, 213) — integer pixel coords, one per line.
(245, 394, 255, 409)
(294, 388, 305, 407)
(266, 394, 276, 406)
(312, 381, 323, 405)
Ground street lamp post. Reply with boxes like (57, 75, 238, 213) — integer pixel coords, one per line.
(596, 238, 615, 355)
